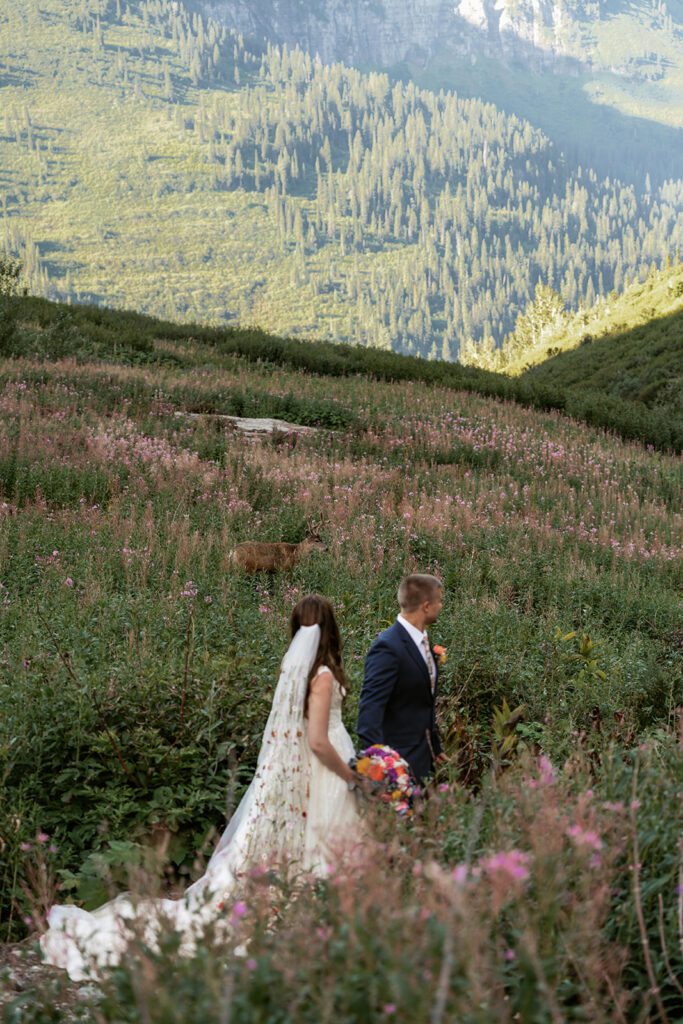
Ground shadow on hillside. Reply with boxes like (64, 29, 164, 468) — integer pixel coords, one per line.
(524, 304, 683, 406)
(398, 38, 683, 188)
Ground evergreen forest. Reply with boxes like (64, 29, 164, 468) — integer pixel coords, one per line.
(1, 0, 682, 361)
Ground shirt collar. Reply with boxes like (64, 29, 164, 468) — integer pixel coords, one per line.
(397, 614, 428, 647)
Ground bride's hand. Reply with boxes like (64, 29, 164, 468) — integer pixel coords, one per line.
(349, 771, 381, 796)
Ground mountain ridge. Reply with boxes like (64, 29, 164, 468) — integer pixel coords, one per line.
(3, 0, 682, 363)
(195, 0, 682, 80)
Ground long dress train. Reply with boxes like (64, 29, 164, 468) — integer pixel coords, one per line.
(39, 626, 361, 981)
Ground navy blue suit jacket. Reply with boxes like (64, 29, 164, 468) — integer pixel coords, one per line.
(357, 621, 442, 784)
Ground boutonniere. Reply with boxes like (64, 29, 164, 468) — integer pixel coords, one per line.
(433, 644, 447, 667)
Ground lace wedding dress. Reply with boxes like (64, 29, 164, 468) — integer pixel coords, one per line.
(40, 625, 361, 981)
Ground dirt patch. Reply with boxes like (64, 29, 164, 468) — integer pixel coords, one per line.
(0, 940, 93, 1018)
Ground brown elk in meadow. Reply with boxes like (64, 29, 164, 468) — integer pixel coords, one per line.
(228, 524, 326, 574)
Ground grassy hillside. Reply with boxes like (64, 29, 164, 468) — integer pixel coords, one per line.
(1, 0, 682, 362)
(0, 313, 681, 1016)
(4, 292, 682, 451)
(515, 262, 683, 415)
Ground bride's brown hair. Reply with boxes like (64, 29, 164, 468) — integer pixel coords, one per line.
(290, 594, 349, 717)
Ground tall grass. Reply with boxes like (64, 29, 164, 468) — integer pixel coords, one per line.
(0, 348, 681, 1018)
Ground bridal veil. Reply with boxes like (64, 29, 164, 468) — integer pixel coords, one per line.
(40, 625, 321, 981)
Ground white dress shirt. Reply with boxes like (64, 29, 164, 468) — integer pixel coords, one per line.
(396, 615, 435, 676)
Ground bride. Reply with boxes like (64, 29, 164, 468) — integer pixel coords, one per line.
(40, 594, 362, 981)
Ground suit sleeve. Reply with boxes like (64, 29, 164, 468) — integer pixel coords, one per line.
(356, 639, 399, 749)
(431, 665, 443, 756)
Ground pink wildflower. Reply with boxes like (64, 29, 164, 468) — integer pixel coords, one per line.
(231, 901, 247, 920)
(383, 1006, 397, 1016)
(64, 577, 74, 588)
(437, 783, 450, 793)
(20, 842, 32, 852)
(480, 849, 531, 882)
(452, 864, 469, 886)
(566, 824, 603, 851)
(537, 755, 556, 785)
(36, 832, 49, 844)
(246, 958, 257, 971)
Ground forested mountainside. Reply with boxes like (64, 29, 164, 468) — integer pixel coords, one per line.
(195, 0, 683, 186)
(196, 0, 683, 82)
(2, 0, 682, 360)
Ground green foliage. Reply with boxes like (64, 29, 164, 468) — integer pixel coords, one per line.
(470, 284, 567, 372)
(0, 256, 22, 300)
(0, 254, 23, 355)
(600, 738, 683, 1014)
(490, 698, 526, 768)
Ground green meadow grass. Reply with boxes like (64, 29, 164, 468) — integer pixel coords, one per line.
(0, 304, 680, 1016)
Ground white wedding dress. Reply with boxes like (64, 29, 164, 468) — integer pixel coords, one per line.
(40, 625, 361, 981)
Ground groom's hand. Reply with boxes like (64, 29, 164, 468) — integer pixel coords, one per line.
(435, 753, 450, 766)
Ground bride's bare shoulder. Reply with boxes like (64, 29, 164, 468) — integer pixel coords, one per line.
(310, 666, 334, 690)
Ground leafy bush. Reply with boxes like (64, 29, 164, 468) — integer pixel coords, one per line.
(0, 254, 23, 356)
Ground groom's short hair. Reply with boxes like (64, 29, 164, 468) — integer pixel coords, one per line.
(398, 574, 443, 612)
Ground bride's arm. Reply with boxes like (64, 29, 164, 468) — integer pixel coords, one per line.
(307, 671, 356, 785)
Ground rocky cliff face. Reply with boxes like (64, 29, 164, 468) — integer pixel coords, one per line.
(198, 0, 450, 67)
(196, 0, 590, 69)
(455, 0, 588, 65)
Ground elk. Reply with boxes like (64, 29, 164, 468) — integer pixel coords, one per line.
(228, 525, 326, 574)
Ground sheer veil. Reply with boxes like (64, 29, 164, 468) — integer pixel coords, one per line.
(199, 622, 320, 873)
(40, 624, 321, 981)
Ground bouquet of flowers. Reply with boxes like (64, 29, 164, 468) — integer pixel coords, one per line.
(349, 745, 419, 817)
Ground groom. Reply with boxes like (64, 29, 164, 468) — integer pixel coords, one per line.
(357, 574, 448, 785)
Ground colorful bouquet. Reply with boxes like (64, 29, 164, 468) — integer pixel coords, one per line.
(349, 745, 419, 817)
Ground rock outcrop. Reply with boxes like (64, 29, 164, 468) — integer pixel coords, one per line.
(196, 0, 593, 70)
(199, 0, 450, 67)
